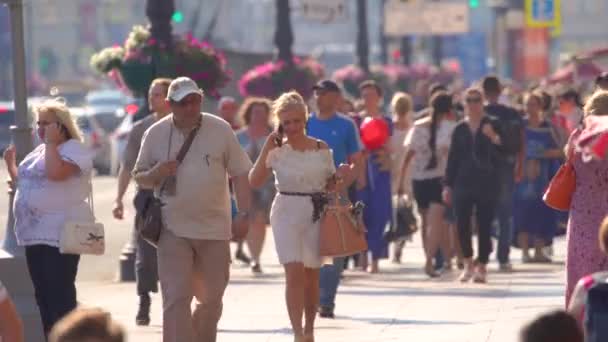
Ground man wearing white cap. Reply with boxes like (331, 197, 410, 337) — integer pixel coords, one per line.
(133, 77, 253, 342)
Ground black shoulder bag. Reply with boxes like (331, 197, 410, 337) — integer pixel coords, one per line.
(136, 122, 201, 247)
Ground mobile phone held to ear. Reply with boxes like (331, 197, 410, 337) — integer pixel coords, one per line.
(274, 125, 284, 147)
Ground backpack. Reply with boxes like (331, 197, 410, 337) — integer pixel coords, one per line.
(584, 275, 608, 342)
(485, 104, 523, 157)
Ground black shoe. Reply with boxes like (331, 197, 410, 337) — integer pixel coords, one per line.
(235, 249, 251, 265)
(251, 263, 262, 274)
(318, 306, 335, 319)
(136, 293, 151, 326)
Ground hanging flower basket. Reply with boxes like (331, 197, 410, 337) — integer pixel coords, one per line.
(238, 57, 324, 100)
(382, 64, 411, 93)
(332, 64, 390, 99)
(90, 26, 230, 97)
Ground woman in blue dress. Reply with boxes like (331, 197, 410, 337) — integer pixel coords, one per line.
(514, 92, 564, 263)
(236, 97, 276, 274)
(357, 81, 393, 273)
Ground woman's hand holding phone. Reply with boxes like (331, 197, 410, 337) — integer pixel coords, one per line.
(263, 130, 282, 153)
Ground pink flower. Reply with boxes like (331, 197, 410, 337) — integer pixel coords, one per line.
(192, 71, 210, 80)
(148, 38, 157, 46)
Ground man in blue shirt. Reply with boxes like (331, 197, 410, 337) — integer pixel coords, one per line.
(307, 80, 364, 318)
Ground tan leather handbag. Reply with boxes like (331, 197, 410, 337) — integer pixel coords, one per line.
(319, 195, 368, 258)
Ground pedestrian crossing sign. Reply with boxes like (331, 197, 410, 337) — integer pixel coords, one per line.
(525, 0, 561, 30)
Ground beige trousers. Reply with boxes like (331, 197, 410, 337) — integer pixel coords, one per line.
(158, 229, 230, 342)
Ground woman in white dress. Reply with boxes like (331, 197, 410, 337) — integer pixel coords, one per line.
(249, 91, 346, 342)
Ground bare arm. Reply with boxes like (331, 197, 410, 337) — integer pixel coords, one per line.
(3, 145, 18, 182)
(343, 150, 364, 188)
(543, 148, 565, 159)
(112, 166, 132, 220)
(397, 150, 415, 193)
(233, 173, 252, 213)
(133, 162, 176, 189)
(132, 129, 177, 189)
(0, 298, 24, 342)
(45, 144, 80, 181)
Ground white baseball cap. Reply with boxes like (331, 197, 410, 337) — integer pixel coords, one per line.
(166, 77, 204, 102)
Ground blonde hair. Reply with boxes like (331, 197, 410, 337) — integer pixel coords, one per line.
(34, 98, 83, 142)
(465, 86, 483, 98)
(272, 91, 308, 127)
(584, 90, 608, 117)
(49, 308, 124, 342)
(391, 92, 413, 116)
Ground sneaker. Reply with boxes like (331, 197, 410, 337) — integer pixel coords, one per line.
(318, 306, 335, 319)
(522, 253, 533, 264)
(499, 262, 513, 272)
(136, 293, 151, 326)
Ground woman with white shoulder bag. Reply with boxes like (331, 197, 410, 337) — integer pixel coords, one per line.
(3, 98, 100, 336)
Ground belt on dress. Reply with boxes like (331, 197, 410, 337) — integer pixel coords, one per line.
(279, 191, 328, 223)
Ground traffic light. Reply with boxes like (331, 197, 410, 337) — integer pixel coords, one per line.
(172, 11, 184, 23)
(469, 0, 480, 8)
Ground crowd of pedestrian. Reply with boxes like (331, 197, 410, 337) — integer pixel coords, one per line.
(3, 72, 608, 342)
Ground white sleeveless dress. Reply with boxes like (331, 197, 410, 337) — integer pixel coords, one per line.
(266, 144, 335, 268)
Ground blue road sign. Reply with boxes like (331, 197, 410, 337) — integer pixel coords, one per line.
(531, 0, 555, 21)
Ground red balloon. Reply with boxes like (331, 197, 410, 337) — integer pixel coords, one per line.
(360, 117, 389, 150)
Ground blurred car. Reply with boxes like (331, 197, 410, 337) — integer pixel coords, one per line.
(85, 90, 131, 109)
(0, 101, 16, 152)
(73, 105, 125, 175)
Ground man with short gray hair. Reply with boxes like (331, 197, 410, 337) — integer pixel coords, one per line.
(133, 77, 253, 342)
(217, 96, 239, 130)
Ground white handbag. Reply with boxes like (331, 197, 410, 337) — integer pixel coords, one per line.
(59, 177, 105, 255)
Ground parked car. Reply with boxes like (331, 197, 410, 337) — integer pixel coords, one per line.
(73, 105, 124, 175)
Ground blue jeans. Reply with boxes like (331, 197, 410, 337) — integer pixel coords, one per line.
(319, 256, 346, 310)
(496, 165, 515, 264)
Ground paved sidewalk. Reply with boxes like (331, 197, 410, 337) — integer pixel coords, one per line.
(78, 234, 565, 342)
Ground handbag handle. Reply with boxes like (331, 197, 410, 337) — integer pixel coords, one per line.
(87, 174, 95, 220)
(159, 116, 202, 194)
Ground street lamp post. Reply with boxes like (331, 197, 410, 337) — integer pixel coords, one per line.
(274, 0, 294, 64)
(356, 0, 370, 73)
(3, 0, 32, 256)
(1, 1, 45, 340)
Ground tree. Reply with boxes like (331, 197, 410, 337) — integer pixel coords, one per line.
(274, 0, 294, 64)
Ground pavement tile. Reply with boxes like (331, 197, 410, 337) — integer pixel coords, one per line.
(78, 234, 565, 342)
